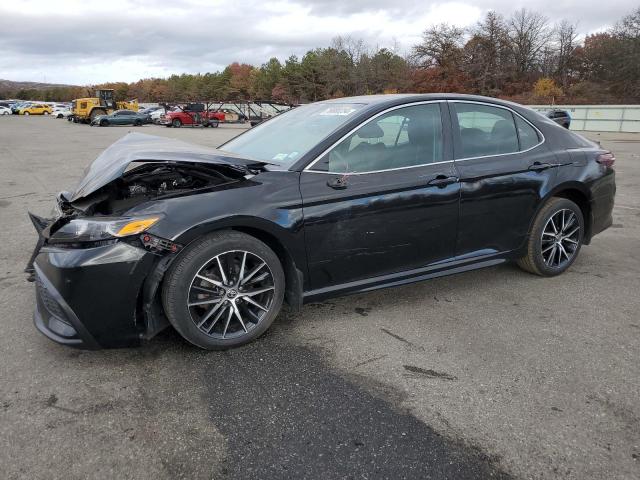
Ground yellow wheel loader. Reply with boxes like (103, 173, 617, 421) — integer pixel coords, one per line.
(70, 89, 138, 124)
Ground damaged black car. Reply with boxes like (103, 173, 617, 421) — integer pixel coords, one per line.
(27, 94, 616, 350)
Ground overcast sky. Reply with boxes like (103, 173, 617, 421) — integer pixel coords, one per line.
(0, 0, 633, 85)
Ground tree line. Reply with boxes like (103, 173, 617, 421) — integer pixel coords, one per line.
(3, 6, 639, 105)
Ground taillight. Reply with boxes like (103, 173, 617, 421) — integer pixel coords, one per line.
(596, 152, 615, 168)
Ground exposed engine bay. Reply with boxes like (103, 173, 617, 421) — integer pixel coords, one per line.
(60, 161, 247, 216)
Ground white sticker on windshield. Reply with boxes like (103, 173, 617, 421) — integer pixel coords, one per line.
(272, 153, 288, 161)
(318, 106, 357, 116)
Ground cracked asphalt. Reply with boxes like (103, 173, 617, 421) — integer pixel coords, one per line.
(1, 116, 638, 479)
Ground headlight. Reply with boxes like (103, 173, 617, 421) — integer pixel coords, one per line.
(49, 216, 161, 243)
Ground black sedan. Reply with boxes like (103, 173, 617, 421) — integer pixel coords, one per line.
(27, 94, 615, 350)
(91, 109, 151, 127)
(545, 109, 572, 129)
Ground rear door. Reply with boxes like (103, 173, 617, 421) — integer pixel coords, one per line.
(115, 111, 131, 124)
(300, 101, 460, 290)
(449, 101, 557, 257)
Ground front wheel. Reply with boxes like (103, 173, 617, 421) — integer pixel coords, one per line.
(134, 119, 142, 126)
(162, 231, 285, 350)
(517, 197, 584, 276)
(23, 111, 30, 116)
(99, 119, 109, 127)
(172, 118, 182, 128)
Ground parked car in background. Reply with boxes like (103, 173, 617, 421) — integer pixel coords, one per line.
(218, 108, 248, 123)
(161, 104, 224, 127)
(91, 109, 151, 126)
(0, 106, 11, 115)
(12, 102, 31, 114)
(52, 107, 72, 119)
(545, 109, 571, 129)
(149, 108, 167, 123)
(139, 106, 163, 115)
(19, 103, 53, 115)
(27, 94, 616, 350)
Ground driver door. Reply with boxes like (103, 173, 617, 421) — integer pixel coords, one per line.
(300, 102, 460, 290)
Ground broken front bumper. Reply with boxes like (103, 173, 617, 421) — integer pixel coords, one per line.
(33, 242, 157, 349)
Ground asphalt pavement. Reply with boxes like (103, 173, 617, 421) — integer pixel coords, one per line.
(0, 116, 638, 479)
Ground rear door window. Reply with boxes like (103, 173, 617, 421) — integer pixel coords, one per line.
(452, 103, 520, 158)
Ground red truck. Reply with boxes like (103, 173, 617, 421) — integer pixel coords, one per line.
(161, 103, 225, 128)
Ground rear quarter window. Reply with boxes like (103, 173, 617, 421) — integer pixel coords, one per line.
(514, 116, 540, 150)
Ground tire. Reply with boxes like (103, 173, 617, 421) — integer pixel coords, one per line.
(23, 111, 30, 116)
(134, 119, 142, 126)
(99, 119, 109, 127)
(162, 231, 285, 350)
(44, 112, 49, 116)
(210, 119, 219, 128)
(517, 197, 584, 276)
(172, 118, 182, 128)
(57, 113, 63, 119)
(90, 109, 106, 122)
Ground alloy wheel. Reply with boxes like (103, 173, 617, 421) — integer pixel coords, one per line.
(188, 250, 276, 339)
(541, 208, 580, 268)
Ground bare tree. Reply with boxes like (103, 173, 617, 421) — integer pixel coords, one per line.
(464, 11, 511, 94)
(555, 20, 579, 88)
(612, 7, 640, 98)
(508, 8, 551, 77)
(331, 36, 369, 65)
(412, 24, 465, 70)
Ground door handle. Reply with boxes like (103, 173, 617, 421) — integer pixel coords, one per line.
(327, 175, 349, 189)
(528, 161, 553, 172)
(427, 174, 458, 188)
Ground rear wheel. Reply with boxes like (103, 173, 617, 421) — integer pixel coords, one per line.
(172, 118, 182, 128)
(23, 111, 30, 116)
(162, 231, 285, 350)
(517, 197, 584, 276)
(99, 119, 109, 127)
(134, 119, 142, 126)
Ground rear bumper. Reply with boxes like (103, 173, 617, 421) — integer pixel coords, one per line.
(588, 170, 616, 241)
(33, 242, 157, 349)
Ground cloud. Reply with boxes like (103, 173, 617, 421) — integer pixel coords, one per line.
(0, 0, 633, 84)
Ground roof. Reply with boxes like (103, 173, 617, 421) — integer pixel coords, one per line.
(317, 93, 527, 111)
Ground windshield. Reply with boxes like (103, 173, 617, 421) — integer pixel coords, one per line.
(221, 102, 366, 167)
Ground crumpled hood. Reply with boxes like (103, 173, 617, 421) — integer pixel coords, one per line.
(70, 132, 267, 201)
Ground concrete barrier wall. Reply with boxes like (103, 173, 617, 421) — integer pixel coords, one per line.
(529, 105, 640, 133)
